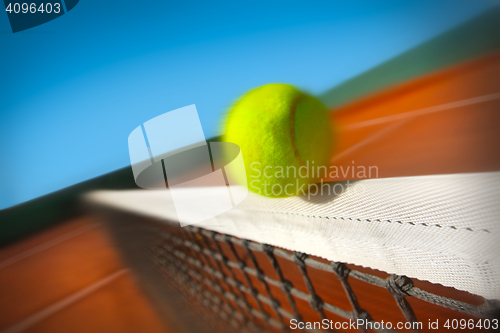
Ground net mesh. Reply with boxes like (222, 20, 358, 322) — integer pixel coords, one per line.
(103, 211, 500, 333)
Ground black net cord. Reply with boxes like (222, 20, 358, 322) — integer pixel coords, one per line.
(386, 275, 420, 333)
(331, 261, 371, 333)
(222, 234, 276, 329)
(185, 228, 255, 326)
(243, 239, 288, 329)
(263, 244, 303, 323)
(294, 252, 333, 332)
(106, 215, 500, 333)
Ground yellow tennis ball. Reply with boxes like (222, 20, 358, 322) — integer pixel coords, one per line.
(222, 83, 333, 197)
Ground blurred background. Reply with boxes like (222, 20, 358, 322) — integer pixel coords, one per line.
(1, 1, 500, 332)
(1, 0, 497, 211)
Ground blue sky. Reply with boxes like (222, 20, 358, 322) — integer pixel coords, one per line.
(0, 0, 496, 209)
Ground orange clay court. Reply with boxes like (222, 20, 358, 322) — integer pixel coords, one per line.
(1, 52, 499, 332)
(331, 51, 500, 181)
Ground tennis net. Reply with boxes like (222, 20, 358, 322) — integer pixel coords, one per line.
(98, 207, 500, 333)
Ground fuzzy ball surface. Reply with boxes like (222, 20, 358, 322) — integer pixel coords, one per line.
(222, 83, 333, 197)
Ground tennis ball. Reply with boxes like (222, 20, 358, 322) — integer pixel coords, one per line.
(222, 83, 333, 198)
